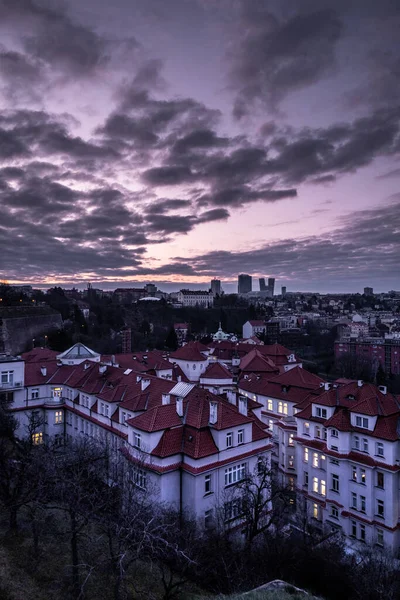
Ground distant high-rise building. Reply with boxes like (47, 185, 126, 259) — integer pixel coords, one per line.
(281, 286, 287, 297)
(211, 278, 222, 297)
(238, 274, 252, 294)
(364, 287, 374, 296)
(268, 278, 275, 297)
(121, 328, 132, 354)
(259, 278, 266, 291)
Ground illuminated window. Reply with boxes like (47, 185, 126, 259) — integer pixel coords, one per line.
(321, 480, 326, 496)
(267, 399, 273, 411)
(32, 432, 43, 445)
(361, 469, 366, 484)
(303, 422, 310, 435)
(313, 503, 320, 520)
(52, 387, 62, 398)
(313, 477, 319, 493)
(313, 453, 319, 468)
(288, 433, 294, 446)
(54, 410, 63, 424)
(352, 466, 357, 481)
(304, 447, 309, 462)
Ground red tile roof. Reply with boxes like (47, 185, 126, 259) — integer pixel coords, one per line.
(201, 362, 232, 380)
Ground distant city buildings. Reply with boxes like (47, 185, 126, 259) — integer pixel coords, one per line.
(268, 278, 275, 297)
(238, 274, 252, 294)
(259, 278, 266, 291)
(211, 278, 222, 297)
(177, 289, 213, 307)
(282, 286, 287, 297)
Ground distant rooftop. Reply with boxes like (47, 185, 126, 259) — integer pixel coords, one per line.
(0, 353, 23, 363)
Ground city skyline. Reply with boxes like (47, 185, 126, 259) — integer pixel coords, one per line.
(0, 0, 399, 292)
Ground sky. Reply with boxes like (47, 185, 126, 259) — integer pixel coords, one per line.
(0, 0, 399, 294)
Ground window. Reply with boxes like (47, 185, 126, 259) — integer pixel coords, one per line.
(315, 426, 321, 439)
(303, 422, 310, 435)
(133, 432, 141, 449)
(237, 429, 244, 445)
(278, 401, 287, 414)
(351, 492, 357, 509)
(74, 415, 78, 429)
(204, 509, 213, 529)
(330, 458, 340, 465)
(321, 480, 326, 496)
(376, 529, 384, 546)
(304, 448, 309, 462)
(52, 387, 62, 398)
(268, 419, 274, 431)
(376, 442, 384, 457)
(360, 469, 366, 484)
(54, 410, 63, 424)
(351, 521, 357, 537)
(1, 371, 13, 385)
(355, 416, 369, 429)
(224, 463, 246, 486)
(204, 474, 212, 495)
(321, 455, 326, 470)
(304, 471, 309, 487)
(312, 503, 320, 520)
(332, 473, 339, 492)
(330, 505, 339, 519)
(376, 499, 384, 518)
(267, 399, 273, 411)
(376, 472, 384, 489)
(224, 498, 243, 522)
(315, 407, 327, 419)
(352, 466, 357, 481)
(288, 433, 294, 446)
(331, 429, 338, 438)
(31, 388, 39, 399)
(313, 453, 319, 468)
(360, 496, 366, 513)
(32, 432, 43, 445)
(359, 524, 366, 542)
(104, 405, 109, 418)
(362, 438, 369, 453)
(313, 477, 319, 493)
(226, 432, 233, 448)
(283, 402, 288, 415)
(133, 468, 146, 489)
(354, 436, 360, 450)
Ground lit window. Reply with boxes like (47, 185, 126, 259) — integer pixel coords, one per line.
(352, 466, 357, 481)
(237, 429, 244, 445)
(204, 474, 212, 494)
(32, 432, 43, 445)
(303, 422, 310, 435)
(133, 432, 141, 449)
(269, 419, 274, 431)
(313, 453, 319, 468)
(267, 399, 273, 411)
(54, 410, 63, 424)
(283, 402, 288, 415)
(278, 401, 284, 414)
(304, 448, 309, 462)
(313, 503, 320, 520)
(361, 469, 366, 484)
(321, 480, 326, 496)
(376, 442, 384, 457)
(226, 432, 233, 448)
(52, 387, 62, 398)
(313, 477, 319, 493)
(288, 433, 294, 446)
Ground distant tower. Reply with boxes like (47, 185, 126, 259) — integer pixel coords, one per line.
(238, 274, 252, 294)
(211, 278, 221, 297)
(259, 278, 266, 291)
(364, 287, 373, 296)
(268, 278, 275, 297)
(281, 286, 287, 297)
(121, 328, 132, 354)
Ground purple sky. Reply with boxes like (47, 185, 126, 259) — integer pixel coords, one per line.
(0, 0, 399, 293)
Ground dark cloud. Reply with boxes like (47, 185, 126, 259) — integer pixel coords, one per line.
(0, 0, 108, 77)
(198, 186, 297, 208)
(142, 166, 193, 186)
(145, 199, 192, 214)
(230, 6, 343, 116)
(172, 129, 229, 154)
(0, 47, 43, 101)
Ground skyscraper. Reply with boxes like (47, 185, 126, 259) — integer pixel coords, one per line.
(268, 278, 275, 297)
(281, 286, 287, 297)
(238, 274, 252, 294)
(211, 278, 222, 296)
(259, 278, 266, 291)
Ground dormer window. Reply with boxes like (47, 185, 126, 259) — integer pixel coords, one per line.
(315, 407, 327, 419)
(355, 416, 369, 429)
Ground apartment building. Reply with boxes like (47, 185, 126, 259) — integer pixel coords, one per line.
(4, 344, 272, 529)
(295, 381, 400, 549)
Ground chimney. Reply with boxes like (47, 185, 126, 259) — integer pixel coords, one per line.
(357, 380, 363, 387)
(238, 395, 248, 416)
(41, 366, 47, 376)
(141, 378, 150, 391)
(209, 400, 218, 424)
(324, 382, 331, 391)
(162, 393, 171, 405)
(176, 397, 183, 417)
(99, 365, 107, 374)
(378, 385, 387, 395)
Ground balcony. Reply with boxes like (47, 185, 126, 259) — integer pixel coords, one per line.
(0, 381, 23, 390)
(43, 397, 65, 407)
